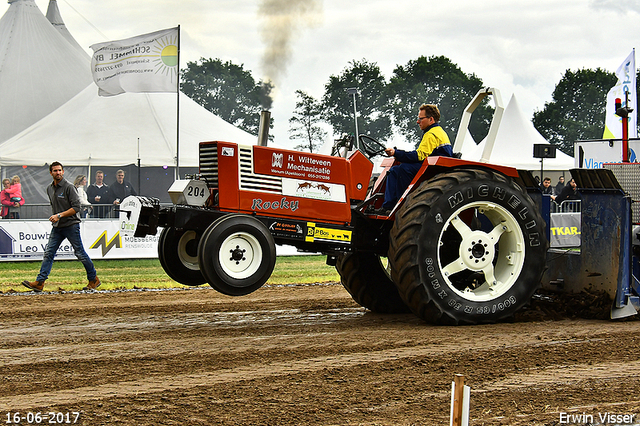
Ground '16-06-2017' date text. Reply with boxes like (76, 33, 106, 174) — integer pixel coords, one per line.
(5, 412, 80, 424)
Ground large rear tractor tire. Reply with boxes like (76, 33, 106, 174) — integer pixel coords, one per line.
(198, 214, 277, 296)
(158, 227, 206, 286)
(388, 169, 548, 325)
(335, 253, 411, 314)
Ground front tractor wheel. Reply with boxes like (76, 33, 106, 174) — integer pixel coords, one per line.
(388, 169, 548, 325)
(158, 227, 206, 286)
(198, 214, 277, 296)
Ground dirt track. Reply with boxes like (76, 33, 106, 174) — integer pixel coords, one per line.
(1, 283, 639, 426)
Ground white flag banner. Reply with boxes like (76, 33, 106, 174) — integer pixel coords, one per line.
(603, 49, 637, 139)
(90, 27, 179, 97)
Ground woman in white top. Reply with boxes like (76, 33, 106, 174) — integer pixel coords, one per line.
(74, 175, 92, 218)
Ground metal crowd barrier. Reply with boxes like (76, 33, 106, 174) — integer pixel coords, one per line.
(1, 203, 173, 220)
(550, 199, 581, 213)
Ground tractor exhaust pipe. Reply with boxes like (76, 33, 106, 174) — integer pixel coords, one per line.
(258, 110, 271, 146)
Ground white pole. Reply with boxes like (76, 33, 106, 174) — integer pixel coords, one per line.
(175, 24, 181, 180)
(461, 384, 470, 426)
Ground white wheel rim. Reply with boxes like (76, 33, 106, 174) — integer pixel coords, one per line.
(218, 232, 263, 279)
(177, 230, 199, 271)
(378, 256, 391, 279)
(437, 201, 525, 302)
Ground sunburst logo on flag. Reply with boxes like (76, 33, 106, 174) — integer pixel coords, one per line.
(152, 34, 178, 81)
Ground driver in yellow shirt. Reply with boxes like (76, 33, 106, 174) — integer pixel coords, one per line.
(375, 104, 452, 215)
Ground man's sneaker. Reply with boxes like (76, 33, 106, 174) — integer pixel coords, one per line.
(83, 277, 101, 291)
(22, 280, 44, 292)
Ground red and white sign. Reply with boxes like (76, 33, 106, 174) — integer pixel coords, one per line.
(253, 146, 349, 183)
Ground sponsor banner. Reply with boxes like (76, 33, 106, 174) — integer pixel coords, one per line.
(90, 27, 179, 97)
(0, 220, 160, 262)
(550, 213, 581, 248)
(0, 220, 315, 261)
(575, 140, 640, 168)
(267, 220, 306, 241)
(282, 178, 346, 203)
(305, 222, 352, 244)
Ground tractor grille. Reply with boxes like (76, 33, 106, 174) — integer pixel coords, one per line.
(199, 143, 219, 188)
(199, 143, 282, 193)
(239, 146, 282, 194)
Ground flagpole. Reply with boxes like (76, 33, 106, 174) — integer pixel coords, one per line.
(175, 24, 181, 179)
(137, 137, 141, 191)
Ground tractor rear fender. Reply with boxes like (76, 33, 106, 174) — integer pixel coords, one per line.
(389, 156, 521, 216)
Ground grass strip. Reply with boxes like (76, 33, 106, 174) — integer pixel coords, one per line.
(0, 255, 340, 293)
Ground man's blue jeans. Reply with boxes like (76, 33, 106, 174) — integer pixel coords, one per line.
(382, 162, 423, 210)
(36, 223, 97, 282)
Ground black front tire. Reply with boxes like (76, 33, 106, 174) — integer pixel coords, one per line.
(158, 227, 206, 286)
(198, 214, 276, 296)
(335, 252, 410, 314)
(388, 169, 548, 325)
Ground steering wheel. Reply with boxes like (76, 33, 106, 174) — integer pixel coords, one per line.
(358, 135, 387, 158)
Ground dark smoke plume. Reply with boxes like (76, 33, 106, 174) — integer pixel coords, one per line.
(258, 0, 322, 103)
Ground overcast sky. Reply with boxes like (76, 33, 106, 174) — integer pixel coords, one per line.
(13, 0, 640, 149)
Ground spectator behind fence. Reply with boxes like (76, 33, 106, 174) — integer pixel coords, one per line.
(106, 169, 137, 205)
(1, 178, 24, 218)
(7, 175, 22, 202)
(555, 178, 580, 205)
(0, 178, 10, 218)
(87, 170, 110, 218)
(540, 177, 556, 201)
(74, 175, 92, 218)
(2, 176, 25, 219)
(555, 176, 565, 195)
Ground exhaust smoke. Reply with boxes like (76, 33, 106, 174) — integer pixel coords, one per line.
(258, 0, 322, 91)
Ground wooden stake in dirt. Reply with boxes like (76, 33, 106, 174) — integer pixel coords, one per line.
(450, 374, 470, 426)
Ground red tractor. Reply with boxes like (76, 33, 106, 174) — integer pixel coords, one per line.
(124, 90, 548, 325)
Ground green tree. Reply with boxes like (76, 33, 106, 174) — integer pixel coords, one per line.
(322, 59, 392, 143)
(532, 68, 616, 155)
(181, 58, 273, 135)
(387, 55, 492, 146)
(289, 90, 327, 152)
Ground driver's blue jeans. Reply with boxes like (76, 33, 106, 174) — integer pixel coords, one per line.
(382, 162, 422, 210)
(36, 223, 97, 282)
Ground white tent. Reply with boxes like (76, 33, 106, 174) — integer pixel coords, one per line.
(455, 129, 481, 159)
(0, 83, 258, 167)
(45, 0, 89, 59)
(460, 94, 574, 171)
(0, 0, 92, 143)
